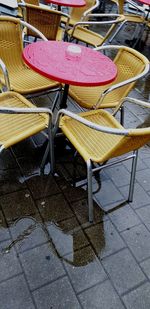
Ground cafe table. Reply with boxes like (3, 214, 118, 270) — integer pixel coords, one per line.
(23, 41, 117, 108)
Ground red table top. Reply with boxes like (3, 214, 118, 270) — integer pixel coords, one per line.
(46, 0, 85, 7)
(23, 41, 117, 87)
(137, 0, 150, 5)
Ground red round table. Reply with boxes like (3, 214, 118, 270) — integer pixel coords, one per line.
(23, 41, 117, 108)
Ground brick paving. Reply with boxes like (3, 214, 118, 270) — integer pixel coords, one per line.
(0, 3, 150, 308)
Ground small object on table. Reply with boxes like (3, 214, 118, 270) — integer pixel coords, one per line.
(45, 0, 85, 11)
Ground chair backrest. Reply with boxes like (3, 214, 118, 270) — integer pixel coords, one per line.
(22, 4, 62, 40)
(0, 17, 23, 77)
(70, 0, 98, 23)
(99, 46, 149, 108)
(24, 0, 39, 4)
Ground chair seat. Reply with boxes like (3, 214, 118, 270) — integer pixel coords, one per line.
(60, 109, 123, 162)
(0, 63, 59, 94)
(0, 92, 49, 148)
(124, 14, 145, 23)
(68, 26, 104, 47)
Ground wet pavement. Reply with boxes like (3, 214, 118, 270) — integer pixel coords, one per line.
(0, 3, 150, 309)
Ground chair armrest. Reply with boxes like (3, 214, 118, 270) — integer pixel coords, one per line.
(55, 109, 129, 135)
(112, 96, 150, 116)
(82, 0, 100, 19)
(0, 106, 52, 116)
(0, 59, 11, 91)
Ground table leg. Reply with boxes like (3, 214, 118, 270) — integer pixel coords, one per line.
(60, 84, 69, 109)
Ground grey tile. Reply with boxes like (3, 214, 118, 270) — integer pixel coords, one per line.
(19, 242, 65, 290)
(121, 224, 150, 262)
(26, 174, 60, 199)
(0, 211, 10, 242)
(33, 276, 81, 309)
(0, 190, 37, 224)
(136, 205, 150, 230)
(136, 169, 150, 192)
(109, 204, 140, 232)
(0, 274, 35, 309)
(105, 164, 130, 187)
(63, 246, 107, 293)
(85, 220, 125, 259)
(123, 282, 150, 309)
(119, 183, 150, 209)
(94, 179, 124, 209)
(0, 169, 26, 195)
(79, 280, 125, 309)
(141, 257, 150, 279)
(102, 248, 146, 295)
(47, 218, 89, 257)
(0, 240, 22, 282)
(10, 217, 48, 253)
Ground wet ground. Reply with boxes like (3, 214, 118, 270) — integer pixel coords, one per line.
(0, 2, 150, 309)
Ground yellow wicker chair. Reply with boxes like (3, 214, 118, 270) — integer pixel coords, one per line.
(61, 0, 100, 27)
(0, 16, 61, 101)
(0, 59, 54, 171)
(108, 0, 148, 43)
(56, 97, 150, 222)
(68, 45, 149, 124)
(19, 3, 70, 41)
(67, 13, 125, 47)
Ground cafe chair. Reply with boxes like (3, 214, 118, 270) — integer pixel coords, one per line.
(108, 0, 148, 44)
(19, 3, 70, 41)
(0, 16, 61, 101)
(0, 60, 54, 172)
(56, 97, 150, 222)
(68, 45, 149, 124)
(61, 0, 100, 27)
(68, 13, 125, 47)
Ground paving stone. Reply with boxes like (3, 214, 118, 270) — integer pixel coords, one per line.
(0, 274, 35, 309)
(26, 174, 60, 199)
(123, 155, 148, 172)
(102, 248, 146, 295)
(0, 190, 37, 224)
(0, 211, 10, 242)
(19, 242, 65, 290)
(0, 240, 22, 282)
(47, 217, 89, 257)
(105, 164, 130, 187)
(79, 280, 125, 309)
(121, 224, 150, 262)
(140, 257, 150, 279)
(37, 193, 74, 223)
(63, 246, 107, 293)
(10, 217, 48, 253)
(109, 204, 141, 232)
(71, 199, 107, 225)
(136, 205, 150, 231)
(0, 149, 18, 170)
(85, 220, 125, 259)
(119, 183, 150, 209)
(136, 169, 150, 191)
(94, 179, 124, 210)
(33, 276, 81, 309)
(122, 282, 150, 309)
(0, 169, 26, 195)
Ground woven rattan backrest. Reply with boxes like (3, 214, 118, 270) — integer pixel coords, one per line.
(71, 0, 96, 22)
(104, 47, 146, 103)
(25, 5, 61, 39)
(0, 17, 23, 76)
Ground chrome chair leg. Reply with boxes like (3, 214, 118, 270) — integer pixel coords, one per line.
(128, 150, 138, 202)
(87, 159, 94, 223)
